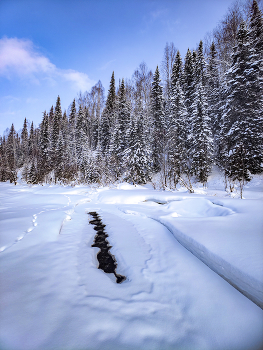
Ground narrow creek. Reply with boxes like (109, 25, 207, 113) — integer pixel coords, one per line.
(88, 212, 126, 284)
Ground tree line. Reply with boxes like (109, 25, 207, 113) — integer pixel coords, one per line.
(0, 0, 262, 195)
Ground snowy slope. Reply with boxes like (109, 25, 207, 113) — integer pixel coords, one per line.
(0, 177, 263, 350)
(96, 186, 263, 309)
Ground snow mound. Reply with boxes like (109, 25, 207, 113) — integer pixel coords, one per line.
(116, 182, 147, 190)
(97, 189, 184, 205)
(163, 198, 234, 217)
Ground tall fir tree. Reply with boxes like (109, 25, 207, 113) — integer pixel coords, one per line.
(191, 84, 213, 184)
(221, 21, 263, 183)
(99, 72, 116, 156)
(124, 115, 151, 184)
(0, 136, 8, 182)
(75, 104, 89, 170)
(21, 118, 28, 164)
(183, 49, 196, 151)
(207, 42, 221, 137)
(68, 99, 77, 173)
(39, 111, 49, 180)
(151, 66, 165, 173)
(168, 78, 188, 187)
(172, 50, 183, 86)
(249, 0, 263, 147)
(190, 41, 213, 184)
(6, 124, 17, 184)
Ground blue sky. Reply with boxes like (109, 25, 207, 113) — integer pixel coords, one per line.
(0, 0, 234, 135)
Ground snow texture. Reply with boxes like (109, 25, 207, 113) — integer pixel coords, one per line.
(0, 173, 263, 350)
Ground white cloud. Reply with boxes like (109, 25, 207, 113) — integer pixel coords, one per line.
(59, 69, 93, 91)
(0, 37, 55, 77)
(0, 37, 95, 92)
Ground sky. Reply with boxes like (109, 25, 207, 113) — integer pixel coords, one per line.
(0, 0, 235, 135)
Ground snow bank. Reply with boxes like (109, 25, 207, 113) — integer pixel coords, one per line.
(98, 188, 263, 309)
(156, 198, 263, 309)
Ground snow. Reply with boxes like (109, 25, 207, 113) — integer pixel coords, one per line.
(0, 173, 263, 350)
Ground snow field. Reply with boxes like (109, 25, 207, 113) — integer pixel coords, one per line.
(0, 181, 263, 350)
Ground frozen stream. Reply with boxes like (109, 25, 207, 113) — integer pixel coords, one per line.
(0, 182, 262, 350)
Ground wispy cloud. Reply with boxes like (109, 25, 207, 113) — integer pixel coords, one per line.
(141, 8, 180, 34)
(99, 59, 116, 71)
(0, 37, 95, 92)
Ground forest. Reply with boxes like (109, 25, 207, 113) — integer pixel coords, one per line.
(0, 0, 262, 196)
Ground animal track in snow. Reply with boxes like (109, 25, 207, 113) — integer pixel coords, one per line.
(0, 213, 39, 253)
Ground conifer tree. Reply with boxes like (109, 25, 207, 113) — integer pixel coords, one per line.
(124, 115, 151, 184)
(54, 95, 63, 124)
(68, 99, 77, 173)
(172, 50, 183, 86)
(196, 41, 207, 86)
(249, 0, 263, 144)
(191, 85, 213, 184)
(27, 161, 38, 184)
(50, 102, 60, 169)
(117, 79, 130, 153)
(75, 104, 88, 168)
(56, 131, 66, 182)
(221, 21, 263, 183)
(249, 0, 263, 65)
(21, 118, 28, 164)
(48, 106, 54, 127)
(99, 72, 116, 156)
(0, 136, 8, 182)
(183, 49, 196, 151)
(207, 42, 221, 137)
(6, 124, 17, 184)
(169, 79, 188, 187)
(28, 122, 35, 158)
(151, 66, 165, 173)
(39, 111, 49, 179)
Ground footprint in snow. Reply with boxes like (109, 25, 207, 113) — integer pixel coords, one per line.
(1, 214, 39, 253)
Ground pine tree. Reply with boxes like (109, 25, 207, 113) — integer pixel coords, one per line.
(0, 136, 8, 182)
(187, 41, 213, 185)
(39, 111, 49, 180)
(109, 78, 131, 179)
(117, 79, 130, 153)
(28, 122, 35, 158)
(249, 0, 263, 149)
(68, 99, 77, 174)
(221, 21, 263, 183)
(21, 118, 28, 164)
(54, 95, 63, 124)
(56, 131, 66, 182)
(50, 99, 61, 170)
(183, 49, 196, 151)
(27, 161, 38, 185)
(99, 72, 116, 156)
(207, 42, 221, 137)
(172, 50, 183, 86)
(151, 66, 165, 173)
(124, 115, 151, 184)
(196, 40, 207, 86)
(48, 105, 54, 127)
(191, 84, 213, 184)
(75, 104, 88, 169)
(6, 124, 17, 184)
(168, 80, 188, 187)
(249, 0, 263, 64)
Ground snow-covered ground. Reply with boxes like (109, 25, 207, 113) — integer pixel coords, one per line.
(0, 171, 263, 350)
